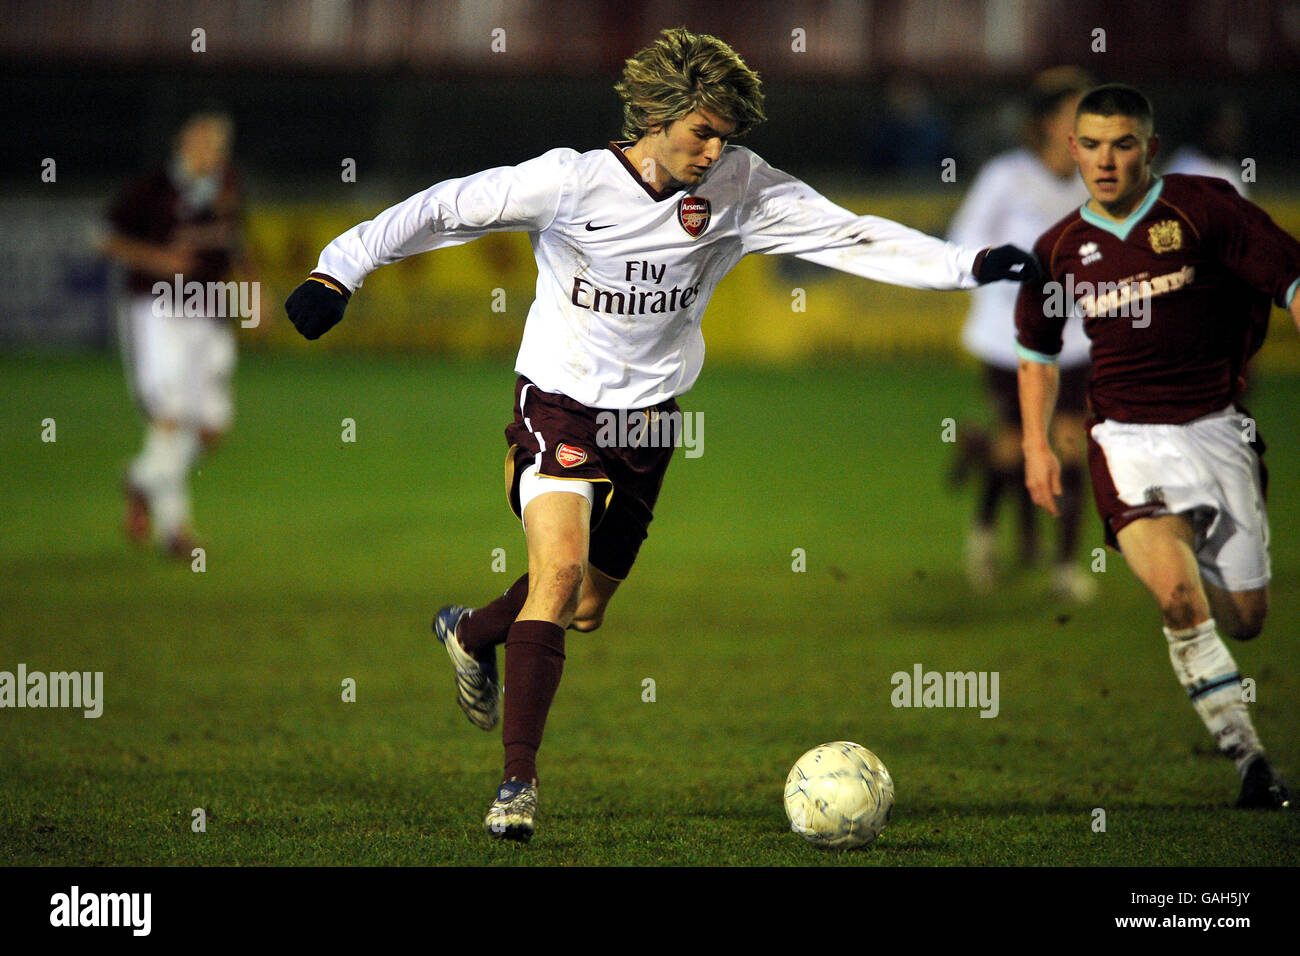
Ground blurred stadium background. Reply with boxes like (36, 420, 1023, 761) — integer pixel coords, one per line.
(3, 1, 1299, 868)
(3, 0, 1300, 360)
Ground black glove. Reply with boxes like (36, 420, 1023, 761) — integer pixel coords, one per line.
(974, 245, 1042, 284)
(286, 276, 350, 339)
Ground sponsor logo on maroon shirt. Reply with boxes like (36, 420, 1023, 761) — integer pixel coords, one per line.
(556, 443, 587, 468)
(678, 197, 711, 238)
(1019, 175, 1300, 424)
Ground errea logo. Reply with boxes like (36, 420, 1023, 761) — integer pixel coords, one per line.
(1079, 242, 1102, 265)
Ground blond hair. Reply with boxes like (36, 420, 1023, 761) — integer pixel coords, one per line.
(615, 27, 765, 140)
(1026, 66, 1094, 151)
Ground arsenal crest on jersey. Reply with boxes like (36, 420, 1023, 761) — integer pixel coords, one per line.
(678, 196, 711, 238)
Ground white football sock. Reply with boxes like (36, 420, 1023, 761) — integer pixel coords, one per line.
(129, 424, 199, 541)
(1164, 618, 1262, 773)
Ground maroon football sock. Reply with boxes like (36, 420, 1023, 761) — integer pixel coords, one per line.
(459, 574, 529, 657)
(1058, 464, 1085, 562)
(977, 465, 1011, 527)
(1016, 473, 1039, 564)
(502, 619, 566, 784)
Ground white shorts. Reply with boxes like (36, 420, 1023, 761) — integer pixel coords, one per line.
(118, 296, 236, 431)
(1090, 405, 1270, 591)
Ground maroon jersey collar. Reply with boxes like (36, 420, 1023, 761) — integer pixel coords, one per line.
(606, 141, 680, 202)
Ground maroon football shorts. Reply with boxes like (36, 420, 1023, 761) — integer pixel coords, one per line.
(503, 377, 677, 581)
(985, 362, 1089, 426)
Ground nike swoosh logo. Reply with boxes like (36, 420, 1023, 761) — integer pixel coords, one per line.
(584, 221, 616, 231)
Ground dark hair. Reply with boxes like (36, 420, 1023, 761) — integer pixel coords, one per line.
(1076, 83, 1154, 132)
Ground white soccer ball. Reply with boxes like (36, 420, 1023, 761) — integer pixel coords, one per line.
(783, 741, 894, 849)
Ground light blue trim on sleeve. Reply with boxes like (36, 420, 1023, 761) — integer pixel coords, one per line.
(1016, 343, 1060, 365)
(1285, 276, 1299, 307)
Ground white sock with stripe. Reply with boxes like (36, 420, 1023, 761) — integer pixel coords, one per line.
(1164, 618, 1262, 774)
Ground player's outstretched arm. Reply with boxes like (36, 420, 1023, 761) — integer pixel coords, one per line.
(285, 274, 350, 340)
(1018, 357, 1062, 517)
(285, 150, 573, 341)
(314, 150, 571, 290)
(736, 151, 1040, 290)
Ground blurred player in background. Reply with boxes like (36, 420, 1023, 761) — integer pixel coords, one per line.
(1163, 101, 1263, 406)
(286, 27, 1040, 842)
(103, 112, 248, 556)
(1018, 84, 1297, 809)
(1163, 99, 1249, 197)
(949, 67, 1096, 600)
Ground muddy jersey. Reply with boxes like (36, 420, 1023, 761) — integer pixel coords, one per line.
(1015, 174, 1300, 424)
(314, 143, 983, 409)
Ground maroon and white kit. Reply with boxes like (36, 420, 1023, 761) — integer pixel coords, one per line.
(1016, 174, 1300, 585)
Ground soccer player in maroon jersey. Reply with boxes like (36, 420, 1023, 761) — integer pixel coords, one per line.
(1016, 85, 1300, 809)
(104, 112, 248, 557)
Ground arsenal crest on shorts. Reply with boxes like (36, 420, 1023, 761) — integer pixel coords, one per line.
(555, 443, 587, 468)
(678, 196, 711, 238)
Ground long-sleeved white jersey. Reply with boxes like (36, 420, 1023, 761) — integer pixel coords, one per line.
(315, 142, 983, 408)
(948, 148, 1091, 370)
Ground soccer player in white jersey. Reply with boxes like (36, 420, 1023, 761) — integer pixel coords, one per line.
(1162, 101, 1250, 198)
(286, 28, 1039, 841)
(948, 67, 1095, 600)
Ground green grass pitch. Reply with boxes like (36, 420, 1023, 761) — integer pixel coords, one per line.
(1, 352, 1296, 866)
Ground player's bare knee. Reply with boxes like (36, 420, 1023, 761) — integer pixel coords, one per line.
(1226, 601, 1268, 641)
(569, 581, 613, 632)
(570, 600, 606, 632)
(1158, 585, 1203, 631)
(539, 561, 584, 608)
(568, 614, 603, 633)
(520, 560, 585, 624)
(1225, 618, 1264, 641)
